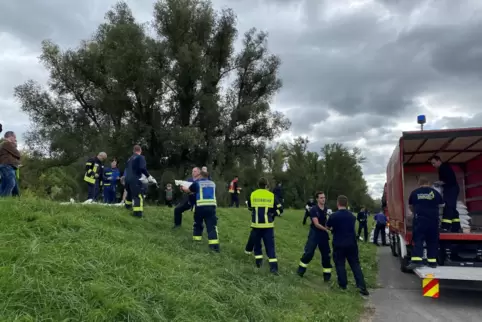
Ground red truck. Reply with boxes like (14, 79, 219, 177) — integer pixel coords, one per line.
(385, 127, 482, 298)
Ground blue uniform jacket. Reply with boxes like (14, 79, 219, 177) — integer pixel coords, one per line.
(103, 167, 120, 189)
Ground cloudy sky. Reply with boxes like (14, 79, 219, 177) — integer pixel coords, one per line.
(1, 0, 482, 197)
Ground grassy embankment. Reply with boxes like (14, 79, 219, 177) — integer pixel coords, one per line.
(0, 198, 378, 322)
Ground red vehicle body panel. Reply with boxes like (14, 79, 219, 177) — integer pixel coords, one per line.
(387, 129, 482, 243)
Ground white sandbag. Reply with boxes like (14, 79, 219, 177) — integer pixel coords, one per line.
(458, 209, 469, 215)
(459, 214, 471, 220)
(457, 201, 467, 209)
(432, 185, 443, 196)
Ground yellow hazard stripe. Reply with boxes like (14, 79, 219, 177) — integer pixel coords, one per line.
(422, 278, 439, 298)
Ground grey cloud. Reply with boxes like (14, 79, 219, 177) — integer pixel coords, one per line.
(433, 113, 482, 129)
(0, 0, 153, 49)
(268, 0, 482, 139)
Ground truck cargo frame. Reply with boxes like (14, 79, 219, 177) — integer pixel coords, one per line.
(385, 127, 482, 298)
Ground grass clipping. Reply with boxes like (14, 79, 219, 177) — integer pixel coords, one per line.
(0, 198, 377, 322)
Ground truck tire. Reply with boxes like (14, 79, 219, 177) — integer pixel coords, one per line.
(397, 241, 411, 273)
(390, 232, 399, 257)
(400, 255, 411, 273)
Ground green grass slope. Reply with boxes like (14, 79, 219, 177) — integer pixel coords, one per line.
(0, 198, 377, 322)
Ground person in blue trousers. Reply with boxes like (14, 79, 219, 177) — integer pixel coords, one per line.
(0, 131, 21, 197)
(407, 177, 444, 270)
(173, 167, 200, 228)
(103, 158, 121, 204)
(327, 195, 369, 296)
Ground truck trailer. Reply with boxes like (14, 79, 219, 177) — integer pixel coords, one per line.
(386, 127, 482, 298)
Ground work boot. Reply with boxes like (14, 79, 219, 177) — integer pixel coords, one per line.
(209, 245, 220, 253)
(359, 288, 370, 296)
(297, 265, 307, 277)
(428, 262, 438, 268)
(406, 262, 423, 270)
(255, 259, 263, 268)
(323, 273, 331, 282)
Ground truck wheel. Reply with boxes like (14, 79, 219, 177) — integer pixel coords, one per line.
(398, 242, 411, 273)
(400, 255, 411, 273)
(390, 233, 399, 257)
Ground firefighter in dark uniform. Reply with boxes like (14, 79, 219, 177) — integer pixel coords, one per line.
(326, 195, 369, 296)
(173, 167, 200, 228)
(182, 170, 219, 252)
(357, 207, 369, 241)
(272, 182, 283, 208)
(124, 145, 156, 217)
(244, 177, 283, 275)
(84, 152, 107, 202)
(407, 177, 444, 269)
(303, 197, 316, 225)
(228, 176, 241, 207)
(297, 191, 332, 281)
(430, 156, 461, 232)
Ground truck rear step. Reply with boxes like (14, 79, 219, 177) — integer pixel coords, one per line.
(414, 266, 482, 298)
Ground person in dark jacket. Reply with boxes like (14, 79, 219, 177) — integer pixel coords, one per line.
(430, 156, 460, 232)
(173, 167, 200, 228)
(303, 197, 316, 225)
(124, 145, 156, 217)
(297, 191, 332, 281)
(0, 131, 21, 197)
(84, 152, 107, 202)
(357, 207, 369, 242)
(373, 211, 388, 246)
(326, 195, 369, 296)
(228, 176, 241, 207)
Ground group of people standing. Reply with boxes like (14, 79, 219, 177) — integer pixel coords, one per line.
(296, 192, 369, 295)
(0, 128, 21, 197)
(173, 171, 370, 295)
(83, 147, 372, 294)
(83, 145, 158, 216)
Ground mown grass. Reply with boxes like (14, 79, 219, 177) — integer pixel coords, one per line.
(0, 198, 378, 322)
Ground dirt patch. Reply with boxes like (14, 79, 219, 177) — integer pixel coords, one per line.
(359, 304, 376, 322)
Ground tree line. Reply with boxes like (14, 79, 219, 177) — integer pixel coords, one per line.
(12, 0, 376, 210)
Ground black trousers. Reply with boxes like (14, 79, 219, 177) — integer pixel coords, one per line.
(373, 223, 387, 245)
(245, 228, 278, 273)
(333, 244, 367, 290)
(357, 221, 368, 241)
(174, 195, 192, 226)
(125, 180, 144, 217)
(297, 228, 332, 279)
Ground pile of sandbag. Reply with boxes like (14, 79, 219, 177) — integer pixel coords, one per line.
(457, 201, 471, 232)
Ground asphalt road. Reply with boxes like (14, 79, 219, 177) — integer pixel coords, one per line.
(370, 247, 482, 322)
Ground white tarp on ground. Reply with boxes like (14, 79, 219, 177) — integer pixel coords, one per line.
(59, 198, 125, 206)
(369, 227, 390, 244)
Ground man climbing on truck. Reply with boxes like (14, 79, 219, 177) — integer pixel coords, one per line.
(429, 156, 461, 233)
